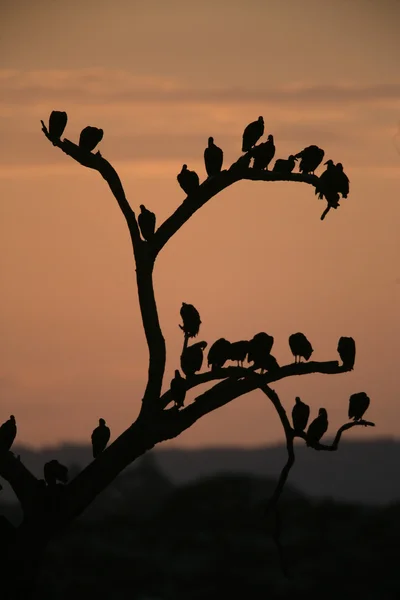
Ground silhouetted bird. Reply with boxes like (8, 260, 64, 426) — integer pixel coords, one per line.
(181, 341, 208, 377)
(91, 418, 111, 458)
(229, 153, 253, 174)
(292, 397, 310, 433)
(48, 110, 68, 140)
(177, 164, 200, 195)
(0, 415, 16, 453)
(207, 338, 231, 370)
(229, 340, 250, 366)
(252, 135, 275, 170)
(79, 126, 104, 152)
(295, 145, 325, 175)
(170, 370, 187, 409)
(348, 392, 370, 421)
(138, 205, 156, 241)
(337, 336, 356, 370)
(179, 303, 201, 338)
(204, 137, 223, 177)
(306, 408, 328, 446)
(44, 460, 69, 486)
(248, 332, 274, 371)
(335, 163, 350, 198)
(272, 155, 297, 174)
(289, 332, 313, 363)
(315, 160, 340, 204)
(257, 354, 280, 373)
(242, 116, 264, 152)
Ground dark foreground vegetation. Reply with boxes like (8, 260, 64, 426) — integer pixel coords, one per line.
(2, 459, 399, 600)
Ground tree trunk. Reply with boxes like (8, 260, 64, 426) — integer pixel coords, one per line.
(2, 521, 50, 600)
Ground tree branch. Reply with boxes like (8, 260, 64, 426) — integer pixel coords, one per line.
(296, 419, 375, 450)
(152, 168, 318, 256)
(160, 359, 346, 409)
(0, 452, 39, 512)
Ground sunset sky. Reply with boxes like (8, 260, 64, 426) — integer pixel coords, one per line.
(1, 0, 399, 449)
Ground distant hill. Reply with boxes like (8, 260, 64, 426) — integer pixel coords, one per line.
(1, 438, 399, 505)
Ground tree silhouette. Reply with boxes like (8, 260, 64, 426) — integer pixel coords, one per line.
(0, 113, 374, 599)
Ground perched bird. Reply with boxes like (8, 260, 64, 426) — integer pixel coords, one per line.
(315, 160, 341, 204)
(292, 397, 310, 433)
(0, 415, 17, 453)
(79, 126, 104, 152)
(177, 164, 200, 195)
(248, 332, 274, 371)
(306, 408, 328, 446)
(348, 392, 370, 421)
(138, 205, 156, 241)
(170, 370, 187, 409)
(289, 332, 313, 363)
(229, 152, 253, 173)
(181, 341, 208, 377)
(48, 111, 68, 140)
(252, 135, 275, 170)
(179, 303, 201, 338)
(257, 354, 280, 373)
(272, 155, 297, 175)
(295, 145, 325, 175)
(335, 163, 350, 198)
(228, 340, 250, 366)
(337, 337, 356, 370)
(44, 460, 69, 486)
(204, 137, 223, 177)
(242, 116, 264, 152)
(91, 418, 111, 458)
(207, 338, 232, 370)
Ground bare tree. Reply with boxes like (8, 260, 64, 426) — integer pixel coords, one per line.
(0, 114, 373, 599)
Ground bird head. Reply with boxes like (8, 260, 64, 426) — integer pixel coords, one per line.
(175, 369, 181, 378)
(10, 415, 15, 421)
(289, 155, 297, 160)
(336, 162, 343, 170)
(258, 116, 264, 123)
(295, 397, 301, 403)
(324, 160, 335, 167)
(208, 137, 214, 145)
(267, 134, 274, 142)
(99, 418, 106, 426)
(199, 341, 208, 350)
(139, 204, 146, 211)
(318, 408, 328, 418)
(182, 164, 187, 170)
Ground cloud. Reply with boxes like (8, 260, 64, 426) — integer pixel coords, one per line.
(1, 68, 399, 108)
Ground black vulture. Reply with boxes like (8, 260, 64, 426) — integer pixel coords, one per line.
(48, 110, 68, 139)
(91, 418, 111, 458)
(295, 145, 325, 175)
(207, 338, 231, 370)
(292, 397, 311, 433)
(204, 137, 223, 177)
(179, 303, 201, 338)
(138, 205, 156, 241)
(252, 135, 275, 170)
(242, 116, 264, 152)
(181, 341, 208, 377)
(257, 353, 280, 373)
(272, 155, 297, 174)
(289, 332, 313, 363)
(170, 370, 187, 409)
(306, 408, 328, 446)
(247, 332, 274, 371)
(337, 336, 356, 370)
(177, 164, 200, 195)
(348, 392, 370, 421)
(0, 415, 16, 453)
(228, 340, 250, 366)
(335, 163, 350, 198)
(79, 126, 104, 152)
(44, 460, 69, 486)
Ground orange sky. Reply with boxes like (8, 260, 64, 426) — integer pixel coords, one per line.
(0, 0, 399, 449)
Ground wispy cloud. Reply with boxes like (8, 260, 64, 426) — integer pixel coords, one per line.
(1, 69, 399, 108)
